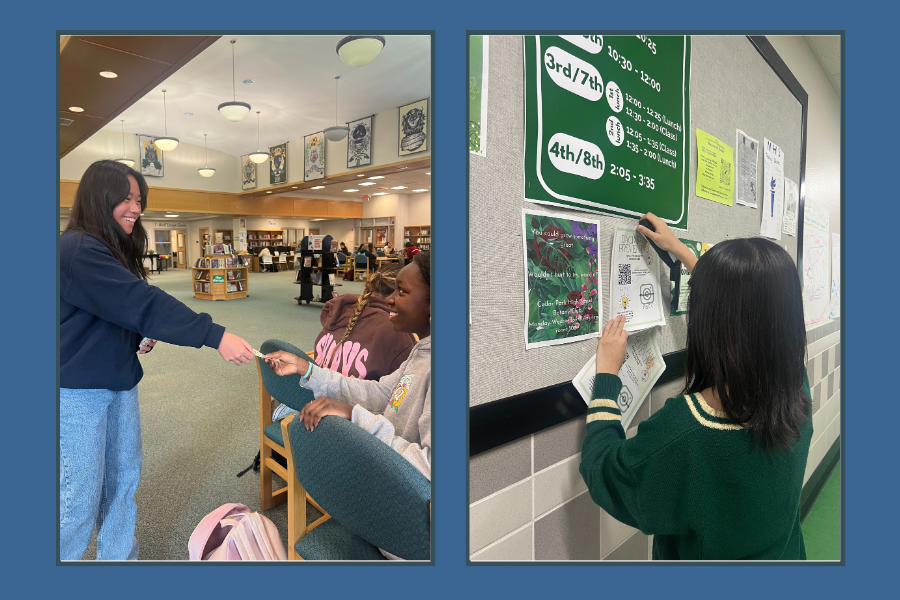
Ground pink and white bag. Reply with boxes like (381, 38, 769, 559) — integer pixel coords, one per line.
(188, 503, 287, 561)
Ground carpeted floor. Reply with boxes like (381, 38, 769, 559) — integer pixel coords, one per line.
(82, 266, 366, 560)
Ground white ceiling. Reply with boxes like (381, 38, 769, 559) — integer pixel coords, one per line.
(100, 35, 431, 157)
(804, 35, 841, 97)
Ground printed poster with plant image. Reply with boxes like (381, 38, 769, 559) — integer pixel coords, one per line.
(523, 208, 602, 349)
(304, 133, 325, 181)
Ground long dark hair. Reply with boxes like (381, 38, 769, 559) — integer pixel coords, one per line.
(683, 238, 810, 450)
(65, 160, 149, 280)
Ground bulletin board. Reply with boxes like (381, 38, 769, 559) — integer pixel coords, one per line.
(469, 35, 807, 454)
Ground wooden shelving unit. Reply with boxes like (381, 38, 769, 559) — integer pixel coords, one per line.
(246, 230, 285, 248)
(404, 225, 431, 251)
(192, 255, 250, 301)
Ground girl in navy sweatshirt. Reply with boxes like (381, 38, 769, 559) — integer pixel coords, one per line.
(60, 160, 254, 560)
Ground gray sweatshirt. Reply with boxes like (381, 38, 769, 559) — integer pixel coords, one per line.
(300, 336, 431, 481)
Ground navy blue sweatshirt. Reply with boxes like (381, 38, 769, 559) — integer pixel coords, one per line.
(60, 231, 226, 391)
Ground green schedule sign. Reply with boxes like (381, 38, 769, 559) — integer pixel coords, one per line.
(524, 35, 691, 229)
(212, 274, 225, 283)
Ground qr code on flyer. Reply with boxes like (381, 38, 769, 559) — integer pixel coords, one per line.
(618, 264, 632, 285)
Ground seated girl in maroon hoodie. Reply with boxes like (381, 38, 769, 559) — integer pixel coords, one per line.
(312, 264, 416, 380)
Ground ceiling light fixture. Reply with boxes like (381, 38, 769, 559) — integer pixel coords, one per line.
(218, 39, 251, 122)
(115, 120, 135, 168)
(343, 189, 359, 192)
(391, 186, 407, 190)
(153, 89, 179, 151)
(165, 214, 180, 217)
(358, 182, 375, 186)
(68, 106, 84, 112)
(336, 35, 386, 68)
(311, 186, 325, 189)
(184, 112, 193, 116)
(198, 134, 216, 177)
(99, 70, 118, 78)
(368, 175, 384, 179)
(357, 174, 365, 177)
(412, 189, 428, 192)
(324, 75, 350, 142)
(243, 79, 254, 85)
(426, 172, 431, 175)
(249, 111, 270, 164)
(372, 192, 388, 196)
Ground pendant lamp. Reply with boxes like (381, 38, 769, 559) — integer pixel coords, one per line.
(336, 35, 386, 68)
(323, 75, 349, 142)
(249, 111, 269, 164)
(218, 39, 251, 122)
(198, 134, 216, 177)
(115, 120, 135, 168)
(153, 90, 179, 151)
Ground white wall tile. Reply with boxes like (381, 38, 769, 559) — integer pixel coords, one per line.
(470, 525, 533, 561)
(470, 479, 533, 553)
(826, 389, 840, 426)
(533, 455, 587, 518)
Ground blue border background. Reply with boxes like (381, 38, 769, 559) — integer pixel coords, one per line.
(11, 1, 894, 596)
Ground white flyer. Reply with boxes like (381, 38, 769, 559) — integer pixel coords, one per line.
(735, 129, 759, 208)
(802, 198, 830, 324)
(782, 178, 799, 237)
(760, 138, 784, 240)
(830, 232, 840, 319)
(609, 226, 665, 332)
(573, 329, 666, 430)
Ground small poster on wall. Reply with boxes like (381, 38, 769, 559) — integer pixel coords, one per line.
(138, 135, 163, 177)
(802, 198, 830, 325)
(347, 115, 373, 168)
(398, 98, 428, 156)
(241, 155, 257, 190)
(270, 143, 287, 185)
(304, 132, 325, 181)
(522, 208, 602, 349)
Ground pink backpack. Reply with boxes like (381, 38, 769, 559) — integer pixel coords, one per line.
(188, 503, 287, 561)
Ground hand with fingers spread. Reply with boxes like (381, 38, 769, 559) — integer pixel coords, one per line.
(636, 212, 697, 274)
(263, 350, 310, 377)
(217, 332, 255, 365)
(297, 397, 352, 431)
(596, 315, 629, 375)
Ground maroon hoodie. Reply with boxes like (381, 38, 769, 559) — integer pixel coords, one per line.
(312, 294, 416, 380)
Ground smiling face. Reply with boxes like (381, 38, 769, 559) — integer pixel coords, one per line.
(112, 175, 142, 235)
(387, 262, 431, 338)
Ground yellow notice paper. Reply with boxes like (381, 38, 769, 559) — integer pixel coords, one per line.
(695, 129, 734, 206)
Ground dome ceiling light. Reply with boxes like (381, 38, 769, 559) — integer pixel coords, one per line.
(198, 134, 216, 177)
(115, 119, 135, 168)
(153, 89, 179, 152)
(324, 75, 350, 142)
(218, 39, 251, 122)
(249, 111, 270, 164)
(336, 35, 386, 68)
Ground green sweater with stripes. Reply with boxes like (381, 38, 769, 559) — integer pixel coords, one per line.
(580, 373, 812, 560)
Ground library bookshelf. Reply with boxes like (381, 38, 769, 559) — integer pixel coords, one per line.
(192, 255, 249, 301)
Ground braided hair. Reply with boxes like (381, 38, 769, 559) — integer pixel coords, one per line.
(326, 263, 402, 364)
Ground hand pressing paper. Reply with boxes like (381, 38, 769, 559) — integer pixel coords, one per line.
(573, 328, 666, 430)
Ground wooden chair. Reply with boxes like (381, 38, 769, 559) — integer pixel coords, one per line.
(256, 341, 328, 558)
(335, 252, 347, 277)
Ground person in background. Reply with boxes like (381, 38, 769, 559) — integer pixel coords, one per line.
(258, 245, 273, 272)
(265, 252, 432, 484)
(404, 241, 421, 265)
(384, 242, 395, 256)
(359, 243, 377, 267)
(339, 242, 349, 254)
(580, 212, 812, 560)
(60, 160, 254, 561)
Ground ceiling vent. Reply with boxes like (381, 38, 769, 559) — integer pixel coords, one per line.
(60, 117, 74, 126)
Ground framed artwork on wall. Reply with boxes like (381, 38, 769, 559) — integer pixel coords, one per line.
(347, 115, 373, 168)
(241, 154, 257, 190)
(398, 98, 428, 156)
(269, 143, 287, 185)
(138, 135, 163, 177)
(304, 132, 325, 181)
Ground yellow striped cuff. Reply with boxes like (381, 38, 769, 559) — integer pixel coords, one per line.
(589, 398, 619, 410)
(587, 412, 621, 424)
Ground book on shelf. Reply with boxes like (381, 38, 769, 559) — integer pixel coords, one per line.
(303, 256, 312, 268)
(194, 282, 202, 293)
(213, 243, 224, 254)
(203, 283, 210, 293)
(330, 241, 339, 252)
(328, 274, 335, 285)
(238, 281, 245, 291)
(195, 271, 202, 280)
(226, 257, 233, 268)
(312, 272, 322, 285)
(295, 271, 302, 283)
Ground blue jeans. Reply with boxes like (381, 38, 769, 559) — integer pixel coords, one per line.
(60, 386, 142, 560)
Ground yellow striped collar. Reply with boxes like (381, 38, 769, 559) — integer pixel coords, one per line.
(685, 394, 743, 431)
